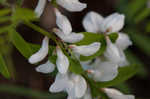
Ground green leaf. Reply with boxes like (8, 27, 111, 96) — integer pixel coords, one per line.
(0, 9, 11, 16)
(95, 64, 138, 88)
(49, 55, 57, 64)
(125, 0, 147, 19)
(16, 0, 23, 6)
(69, 58, 84, 74)
(12, 8, 37, 23)
(135, 8, 150, 23)
(125, 50, 148, 78)
(84, 75, 109, 98)
(0, 84, 66, 99)
(0, 0, 6, 4)
(108, 32, 119, 43)
(76, 32, 104, 45)
(0, 53, 10, 78)
(129, 32, 150, 56)
(9, 29, 33, 58)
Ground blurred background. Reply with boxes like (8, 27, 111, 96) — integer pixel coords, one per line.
(0, 0, 150, 99)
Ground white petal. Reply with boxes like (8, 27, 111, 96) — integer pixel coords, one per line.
(34, 0, 47, 17)
(71, 42, 101, 56)
(83, 11, 104, 33)
(116, 33, 132, 50)
(100, 13, 125, 33)
(104, 39, 121, 64)
(92, 61, 118, 81)
(103, 88, 135, 99)
(70, 74, 87, 98)
(54, 29, 84, 43)
(56, 0, 87, 12)
(35, 60, 55, 73)
(118, 49, 129, 67)
(49, 73, 69, 92)
(29, 36, 49, 64)
(56, 47, 69, 74)
(55, 8, 72, 35)
(82, 87, 92, 99)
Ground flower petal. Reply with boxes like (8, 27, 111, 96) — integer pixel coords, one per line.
(56, 47, 69, 74)
(49, 73, 69, 92)
(54, 29, 84, 43)
(100, 13, 125, 33)
(56, 0, 87, 12)
(70, 74, 87, 98)
(103, 88, 135, 99)
(104, 38, 121, 64)
(92, 61, 118, 81)
(35, 60, 55, 73)
(34, 0, 47, 17)
(55, 8, 72, 35)
(71, 42, 101, 56)
(29, 36, 49, 64)
(116, 33, 132, 50)
(118, 49, 129, 67)
(83, 11, 104, 33)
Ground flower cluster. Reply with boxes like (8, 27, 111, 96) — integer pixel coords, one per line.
(28, 0, 135, 99)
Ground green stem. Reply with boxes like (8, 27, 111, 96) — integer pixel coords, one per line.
(24, 21, 57, 42)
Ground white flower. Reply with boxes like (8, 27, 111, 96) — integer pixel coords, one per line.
(54, 9, 84, 43)
(54, 29, 84, 43)
(103, 88, 135, 99)
(35, 60, 55, 73)
(116, 33, 132, 50)
(56, 0, 87, 12)
(100, 13, 125, 33)
(50, 73, 69, 92)
(70, 42, 101, 56)
(83, 11, 104, 33)
(83, 11, 125, 33)
(56, 47, 69, 74)
(28, 36, 49, 64)
(34, 0, 47, 17)
(50, 73, 87, 99)
(90, 59, 118, 82)
(83, 11, 131, 66)
(104, 38, 121, 64)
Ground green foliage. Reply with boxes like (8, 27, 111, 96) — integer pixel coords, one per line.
(0, 9, 11, 16)
(95, 64, 138, 88)
(16, 0, 23, 6)
(69, 58, 84, 74)
(129, 31, 150, 56)
(125, 0, 147, 20)
(0, 84, 66, 99)
(0, 53, 10, 78)
(0, 0, 7, 4)
(76, 32, 104, 45)
(9, 29, 33, 58)
(135, 8, 150, 23)
(12, 8, 37, 23)
(126, 50, 148, 78)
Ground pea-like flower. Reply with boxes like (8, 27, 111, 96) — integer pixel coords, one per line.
(35, 60, 55, 73)
(50, 73, 87, 99)
(35, 0, 87, 17)
(69, 42, 101, 56)
(54, 9, 84, 43)
(28, 36, 49, 64)
(83, 11, 132, 66)
(103, 88, 135, 99)
(35, 47, 69, 74)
